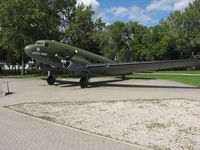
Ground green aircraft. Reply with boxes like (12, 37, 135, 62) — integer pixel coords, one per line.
(24, 40, 200, 88)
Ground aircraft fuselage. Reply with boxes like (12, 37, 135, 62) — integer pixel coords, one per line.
(25, 40, 114, 73)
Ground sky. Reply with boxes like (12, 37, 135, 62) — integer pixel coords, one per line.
(77, 0, 195, 26)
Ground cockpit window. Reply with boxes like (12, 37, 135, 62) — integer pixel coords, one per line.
(35, 41, 49, 47)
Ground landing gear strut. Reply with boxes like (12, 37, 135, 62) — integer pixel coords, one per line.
(80, 77, 90, 88)
(47, 71, 55, 85)
(122, 75, 126, 80)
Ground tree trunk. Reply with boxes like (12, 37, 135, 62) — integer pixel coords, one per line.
(21, 48, 25, 75)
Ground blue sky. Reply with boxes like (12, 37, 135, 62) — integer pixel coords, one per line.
(77, 0, 195, 26)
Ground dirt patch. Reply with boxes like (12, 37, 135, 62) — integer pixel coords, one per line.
(7, 99, 200, 150)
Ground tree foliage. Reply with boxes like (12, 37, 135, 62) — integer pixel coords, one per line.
(66, 4, 106, 54)
(102, 0, 200, 61)
(0, 0, 200, 72)
(0, 0, 76, 74)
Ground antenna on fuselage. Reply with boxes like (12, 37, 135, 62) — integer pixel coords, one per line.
(60, 38, 68, 44)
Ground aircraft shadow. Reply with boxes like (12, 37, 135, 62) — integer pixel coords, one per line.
(92, 83, 200, 89)
(54, 79, 125, 88)
(54, 80, 79, 87)
(52, 78, 200, 89)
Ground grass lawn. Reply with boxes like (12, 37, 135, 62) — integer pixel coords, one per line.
(0, 70, 46, 78)
(153, 70, 200, 74)
(1, 69, 200, 87)
(0, 70, 81, 78)
(127, 73, 200, 87)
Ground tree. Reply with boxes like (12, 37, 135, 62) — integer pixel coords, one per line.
(128, 22, 149, 61)
(146, 25, 166, 60)
(0, 0, 76, 75)
(102, 21, 150, 62)
(101, 21, 127, 61)
(160, 0, 200, 59)
(66, 4, 106, 54)
(183, 0, 200, 57)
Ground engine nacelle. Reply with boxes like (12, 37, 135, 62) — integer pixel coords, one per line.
(65, 61, 88, 74)
(28, 60, 36, 68)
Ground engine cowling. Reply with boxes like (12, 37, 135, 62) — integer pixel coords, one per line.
(64, 61, 88, 74)
(28, 60, 36, 68)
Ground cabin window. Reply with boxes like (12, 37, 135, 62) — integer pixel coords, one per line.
(35, 41, 49, 47)
(45, 43, 49, 47)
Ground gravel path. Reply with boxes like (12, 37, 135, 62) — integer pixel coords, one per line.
(8, 99, 200, 150)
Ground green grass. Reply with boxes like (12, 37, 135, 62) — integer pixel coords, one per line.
(0, 70, 47, 78)
(0, 70, 76, 78)
(127, 73, 200, 87)
(1, 69, 200, 87)
(146, 122, 167, 129)
(0, 70, 117, 79)
(153, 70, 200, 74)
(39, 116, 54, 122)
(0, 70, 21, 76)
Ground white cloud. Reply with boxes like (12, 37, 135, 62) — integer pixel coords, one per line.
(76, 0, 108, 21)
(94, 9, 109, 21)
(75, 0, 159, 26)
(128, 6, 152, 22)
(108, 7, 128, 18)
(173, 0, 194, 10)
(107, 6, 152, 25)
(146, 0, 195, 11)
(75, 0, 196, 26)
(76, 0, 100, 9)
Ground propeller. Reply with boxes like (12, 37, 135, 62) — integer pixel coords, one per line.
(54, 49, 78, 68)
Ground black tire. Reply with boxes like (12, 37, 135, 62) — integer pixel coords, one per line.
(122, 75, 126, 80)
(80, 77, 88, 88)
(47, 76, 55, 85)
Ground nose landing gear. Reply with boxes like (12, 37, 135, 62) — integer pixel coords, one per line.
(80, 77, 90, 88)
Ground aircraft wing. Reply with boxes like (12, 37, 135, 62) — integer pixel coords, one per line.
(86, 59, 200, 75)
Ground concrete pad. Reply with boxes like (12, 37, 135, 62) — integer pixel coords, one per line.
(0, 81, 9, 96)
(0, 77, 200, 150)
(0, 77, 200, 106)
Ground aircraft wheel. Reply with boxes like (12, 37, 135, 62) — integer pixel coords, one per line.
(80, 77, 89, 88)
(47, 76, 55, 85)
(122, 75, 126, 80)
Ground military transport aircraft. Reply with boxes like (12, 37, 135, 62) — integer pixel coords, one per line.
(24, 40, 200, 88)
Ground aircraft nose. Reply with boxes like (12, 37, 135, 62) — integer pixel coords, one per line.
(24, 45, 35, 54)
(24, 45, 32, 52)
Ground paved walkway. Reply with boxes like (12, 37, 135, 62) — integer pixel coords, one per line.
(1, 77, 200, 150)
(0, 107, 149, 150)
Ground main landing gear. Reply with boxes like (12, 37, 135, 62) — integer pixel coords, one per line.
(80, 77, 90, 88)
(122, 75, 126, 80)
(47, 75, 55, 85)
(47, 71, 55, 85)
(46, 71, 89, 88)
